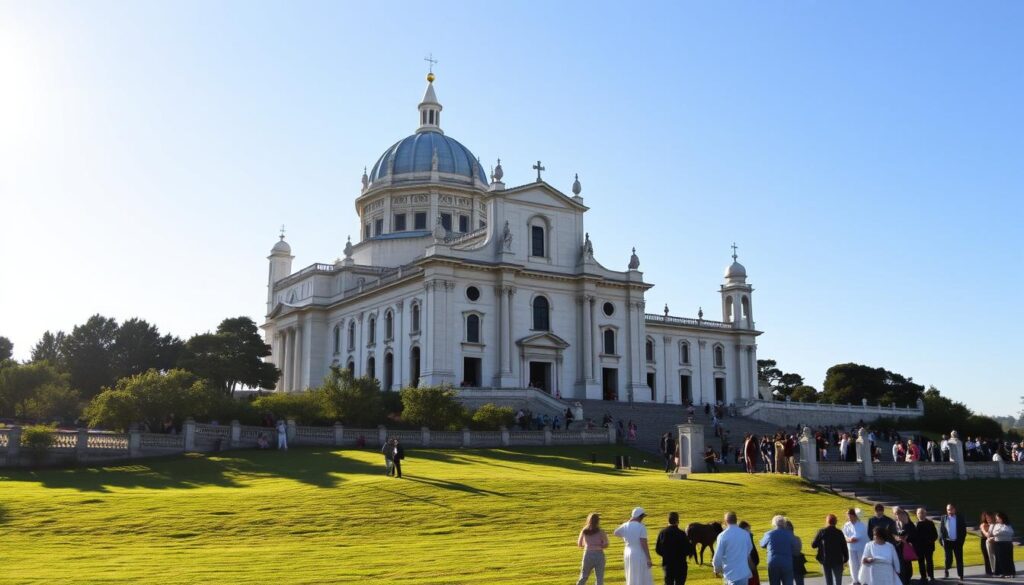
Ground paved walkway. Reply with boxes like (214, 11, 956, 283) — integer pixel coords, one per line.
(801, 561, 1023, 585)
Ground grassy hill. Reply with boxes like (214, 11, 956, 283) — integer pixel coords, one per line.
(0, 446, 990, 585)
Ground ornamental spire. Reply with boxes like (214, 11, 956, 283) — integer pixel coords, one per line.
(417, 58, 443, 134)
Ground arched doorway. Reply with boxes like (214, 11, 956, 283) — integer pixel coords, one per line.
(410, 346, 420, 388)
(383, 352, 394, 391)
(367, 356, 376, 381)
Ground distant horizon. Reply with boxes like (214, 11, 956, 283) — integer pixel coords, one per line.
(1, 1, 1020, 414)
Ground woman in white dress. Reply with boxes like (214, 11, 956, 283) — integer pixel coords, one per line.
(844, 508, 869, 585)
(613, 507, 654, 585)
(860, 527, 900, 585)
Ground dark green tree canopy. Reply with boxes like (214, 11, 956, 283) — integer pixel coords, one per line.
(31, 330, 66, 363)
(821, 362, 924, 406)
(757, 358, 808, 399)
(0, 336, 12, 361)
(62, 315, 119, 399)
(178, 316, 278, 394)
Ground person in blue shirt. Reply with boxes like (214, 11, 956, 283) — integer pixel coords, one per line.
(760, 515, 797, 585)
(713, 511, 753, 585)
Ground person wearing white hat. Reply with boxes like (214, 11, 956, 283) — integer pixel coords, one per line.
(613, 507, 654, 585)
(844, 508, 868, 585)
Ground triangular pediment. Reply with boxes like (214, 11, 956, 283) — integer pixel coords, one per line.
(501, 181, 588, 211)
(266, 301, 301, 319)
(515, 331, 571, 349)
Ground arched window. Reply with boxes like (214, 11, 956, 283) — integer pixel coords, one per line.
(367, 315, 376, 345)
(714, 345, 725, 368)
(333, 324, 341, 355)
(645, 338, 655, 362)
(466, 314, 480, 343)
(741, 296, 750, 320)
(725, 296, 734, 322)
(411, 302, 421, 333)
(366, 356, 376, 380)
(603, 329, 616, 355)
(385, 310, 394, 340)
(532, 296, 550, 331)
(409, 346, 421, 388)
(346, 359, 355, 374)
(528, 216, 550, 258)
(347, 321, 356, 350)
(680, 341, 690, 365)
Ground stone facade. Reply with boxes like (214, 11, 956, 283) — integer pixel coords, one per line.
(262, 74, 762, 404)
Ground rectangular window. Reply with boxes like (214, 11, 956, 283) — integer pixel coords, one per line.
(364, 223, 370, 240)
(458, 215, 469, 233)
(414, 212, 427, 230)
(531, 225, 545, 257)
(374, 219, 383, 236)
(440, 213, 452, 231)
(393, 214, 406, 231)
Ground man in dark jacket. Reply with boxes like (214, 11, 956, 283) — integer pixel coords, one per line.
(656, 511, 693, 585)
(811, 514, 849, 585)
(939, 503, 966, 581)
(392, 439, 405, 478)
(867, 503, 896, 541)
(663, 433, 677, 473)
(915, 508, 938, 584)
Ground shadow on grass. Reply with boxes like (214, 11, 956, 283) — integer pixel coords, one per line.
(690, 477, 744, 487)
(410, 445, 660, 476)
(0, 448, 380, 492)
(402, 475, 508, 497)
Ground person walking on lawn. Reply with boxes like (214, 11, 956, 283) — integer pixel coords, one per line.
(811, 514, 849, 585)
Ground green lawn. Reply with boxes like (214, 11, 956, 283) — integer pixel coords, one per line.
(0, 446, 993, 585)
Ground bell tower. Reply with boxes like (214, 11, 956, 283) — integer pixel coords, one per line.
(720, 243, 753, 329)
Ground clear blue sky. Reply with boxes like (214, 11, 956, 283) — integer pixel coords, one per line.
(1, 1, 1021, 415)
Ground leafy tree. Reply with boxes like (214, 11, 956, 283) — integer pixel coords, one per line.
(178, 317, 278, 394)
(84, 369, 224, 431)
(0, 336, 12, 361)
(111, 318, 183, 379)
(400, 385, 467, 430)
(820, 363, 923, 406)
(31, 330, 66, 363)
(757, 358, 806, 398)
(0, 361, 68, 418)
(62, 315, 119, 399)
(788, 385, 820, 402)
(24, 382, 81, 423)
(319, 367, 384, 427)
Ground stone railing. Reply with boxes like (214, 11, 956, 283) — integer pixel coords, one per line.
(737, 398, 925, 426)
(644, 313, 734, 331)
(0, 418, 615, 468)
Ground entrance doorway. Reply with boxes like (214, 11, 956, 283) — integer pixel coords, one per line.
(463, 357, 482, 387)
(714, 377, 726, 405)
(680, 374, 692, 404)
(409, 346, 420, 387)
(383, 353, 394, 390)
(602, 368, 618, 401)
(529, 361, 552, 394)
(646, 372, 656, 401)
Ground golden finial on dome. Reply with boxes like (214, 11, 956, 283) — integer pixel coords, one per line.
(424, 53, 438, 83)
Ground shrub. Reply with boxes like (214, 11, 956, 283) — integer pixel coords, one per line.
(400, 385, 467, 430)
(21, 424, 55, 453)
(320, 367, 385, 427)
(251, 391, 327, 424)
(470, 403, 515, 430)
(84, 369, 225, 431)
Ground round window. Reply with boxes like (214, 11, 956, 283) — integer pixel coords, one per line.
(466, 286, 480, 302)
(603, 302, 615, 316)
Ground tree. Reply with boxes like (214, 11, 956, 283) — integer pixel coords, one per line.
(178, 317, 278, 394)
(757, 358, 806, 399)
(0, 336, 12, 361)
(400, 385, 467, 430)
(820, 363, 924, 406)
(0, 361, 68, 418)
(84, 369, 224, 431)
(789, 385, 820, 403)
(61, 315, 119, 399)
(319, 367, 384, 427)
(111, 318, 183, 379)
(31, 330, 65, 363)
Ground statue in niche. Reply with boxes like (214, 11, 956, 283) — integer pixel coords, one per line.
(501, 220, 513, 251)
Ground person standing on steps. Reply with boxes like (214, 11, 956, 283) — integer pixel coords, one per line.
(613, 507, 654, 585)
(844, 508, 868, 585)
(939, 503, 966, 582)
(655, 512, 693, 585)
(811, 514, 848, 585)
(914, 508, 938, 584)
(392, 438, 405, 478)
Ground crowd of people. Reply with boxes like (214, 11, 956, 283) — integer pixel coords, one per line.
(573, 502, 1015, 585)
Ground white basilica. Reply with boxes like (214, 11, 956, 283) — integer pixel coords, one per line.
(263, 72, 762, 405)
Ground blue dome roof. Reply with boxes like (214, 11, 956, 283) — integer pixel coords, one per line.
(368, 130, 487, 188)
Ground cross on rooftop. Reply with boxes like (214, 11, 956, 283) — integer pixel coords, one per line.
(424, 53, 438, 74)
(731, 242, 738, 260)
(533, 160, 545, 182)
(280, 224, 286, 240)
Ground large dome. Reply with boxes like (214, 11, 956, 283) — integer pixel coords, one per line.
(367, 130, 487, 188)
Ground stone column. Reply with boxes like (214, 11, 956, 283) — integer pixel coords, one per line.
(663, 335, 671, 403)
(129, 429, 141, 458)
(543, 427, 552, 445)
(421, 426, 430, 448)
(580, 295, 592, 384)
(856, 428, 873, 480)
(495, 285, 507, 380)
(947, 432, 967, 479)
(589, 298, 598, 382)
(76, 428, 89, 462)
(676, 422, 705, 474)
(798, 427, 819, 481)
(292, 325, 303, 391)
(462, 427, 472, 448)
(279, 330, 289, 392)
(394, 300, 404, 390)
(500, 426, 510, 446)
(506, 287, 516, 382)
